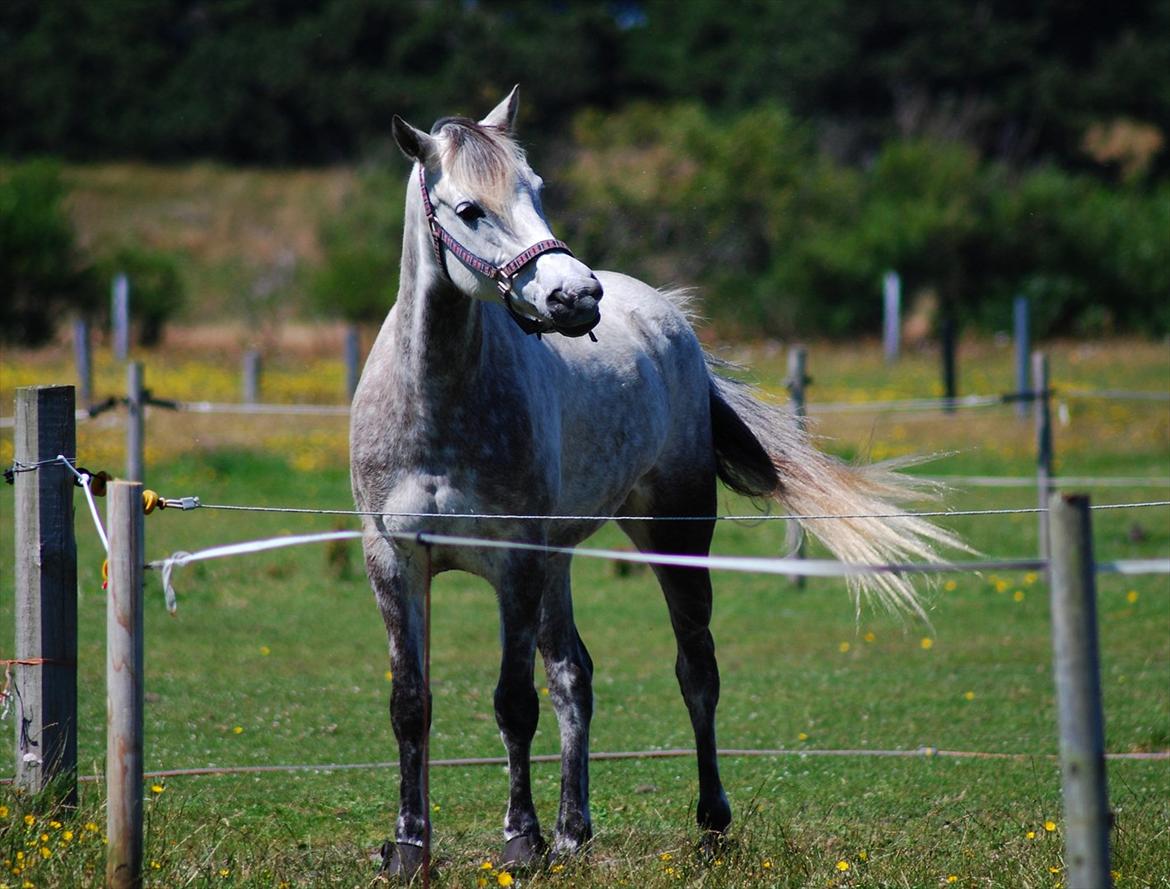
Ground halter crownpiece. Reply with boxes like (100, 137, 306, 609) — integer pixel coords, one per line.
(417, 165, 590, 338)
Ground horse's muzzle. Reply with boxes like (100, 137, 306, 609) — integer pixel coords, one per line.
(547, 280, 602, 338)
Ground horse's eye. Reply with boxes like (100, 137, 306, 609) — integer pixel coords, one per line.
(455, 201, 485, 223)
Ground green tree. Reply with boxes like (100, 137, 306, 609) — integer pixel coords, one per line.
(0, 160, 98, 345)
(309, 166, 404, 323)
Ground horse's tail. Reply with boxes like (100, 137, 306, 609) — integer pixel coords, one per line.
(707, 368, 968, 617)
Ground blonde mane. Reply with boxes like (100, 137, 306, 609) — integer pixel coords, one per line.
(434, 118, 528, 218)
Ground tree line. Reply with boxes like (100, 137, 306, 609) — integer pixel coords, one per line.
(2, 0, 1167, 343)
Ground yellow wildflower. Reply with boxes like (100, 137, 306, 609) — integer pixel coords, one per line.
(0, 805, 7, 818)
(659, 852, 673, 862)
(1126, 590, 1139, 604)
(1013, 590, 1025, 603)
(1044, 820, 1057, 832)
(944, 579, 957, 592)
(838, 641, 850, 653)
(947, 877, 957, 884)
(920, 637, 934, 650)
(22, 816, 34, 827)
(836, 860, 850, 872)
(964, 691, 976, 701)
(232, 726, 244, 735)
(259, 645, 271, 656)
(151, 783, 165, 794)
(480, 861, 493, 870)
(497, 872, 514, 887)
(39, 847, 51, 860)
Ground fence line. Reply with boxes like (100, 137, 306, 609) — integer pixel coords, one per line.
(2, 384, 1166, 429)
(2, 745, 1159, 787)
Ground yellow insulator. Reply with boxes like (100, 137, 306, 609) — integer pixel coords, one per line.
(142, 489, 160, 514)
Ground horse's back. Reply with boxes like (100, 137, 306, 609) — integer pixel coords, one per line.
(545, 271, 716, 519)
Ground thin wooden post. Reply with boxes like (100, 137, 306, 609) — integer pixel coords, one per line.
(941, 317, 957, 413)
(13, 386, 78, 805)
(882, 271, 901, 364)
(1047, 493, 1112, 889)
(112, 273, 130, 362)
(1013, 296, 1030, 418)
(73, 318, 93, 408)
(126, 362, 145, 484)
(106, 481, 145, 889)
(421, 541, 433, 889)
(1034, 352, 1053, 559)
(785, 346, 809, 588)
(344, 323, 361, 401)
(243, 350, 262, 404)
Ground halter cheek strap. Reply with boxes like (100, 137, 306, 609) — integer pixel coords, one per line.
(418, 165, 572, 336)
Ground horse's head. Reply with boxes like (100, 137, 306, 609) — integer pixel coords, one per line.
(392, 87, 602, 338)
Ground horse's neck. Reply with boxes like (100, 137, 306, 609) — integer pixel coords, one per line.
(393, 201, 486, 395)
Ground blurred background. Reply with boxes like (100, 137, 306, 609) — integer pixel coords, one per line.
(2, 0, 1168, 349)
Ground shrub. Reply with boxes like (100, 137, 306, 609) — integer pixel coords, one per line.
(0, 159, 98, 345)
(98, 246, 187, 346)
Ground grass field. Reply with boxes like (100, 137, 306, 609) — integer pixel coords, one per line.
(2, 335, 1168, 888)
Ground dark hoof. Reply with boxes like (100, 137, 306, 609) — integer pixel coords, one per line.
(500, 832, 547, 870)
(697, 829, 734, 860)
(378, 841, 429, 882)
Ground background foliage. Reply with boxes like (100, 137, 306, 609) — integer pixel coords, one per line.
(1, 0, 1167, 340)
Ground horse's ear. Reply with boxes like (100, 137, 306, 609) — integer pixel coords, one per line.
(392, 115, 438, 165)
(480, 85, 520, 133)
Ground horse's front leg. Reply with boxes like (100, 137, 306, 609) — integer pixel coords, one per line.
(365, 535, 431, 879)
(495, 553, 549, 868)
(537, 556, 594, 859)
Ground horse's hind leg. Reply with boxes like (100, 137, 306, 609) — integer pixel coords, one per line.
(621, 504, 732, 837)
(365, 536, 431, 879)
(537, 555, 594, 858)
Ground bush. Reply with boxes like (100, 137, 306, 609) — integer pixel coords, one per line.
(0, 159, 98, 345)
(98, 246, 187, 346)
(557, 104, 1169, 338)
(309, 166, 404, 324)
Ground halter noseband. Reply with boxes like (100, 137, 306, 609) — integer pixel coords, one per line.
(418, 164, 573, 337)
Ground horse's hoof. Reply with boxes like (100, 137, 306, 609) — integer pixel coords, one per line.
(379, 841, 428, 881)
(500, 832, 547, 870)
(697, 829, 734, 860)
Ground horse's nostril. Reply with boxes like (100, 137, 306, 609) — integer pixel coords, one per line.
(548, 289, 572, 308)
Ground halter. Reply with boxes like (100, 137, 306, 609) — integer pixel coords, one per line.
(418, 164, 573, 336)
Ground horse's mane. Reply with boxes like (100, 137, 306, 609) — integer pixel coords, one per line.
(431, 116, 527, 219)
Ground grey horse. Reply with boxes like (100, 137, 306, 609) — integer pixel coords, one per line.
(350, 87, 962, 877)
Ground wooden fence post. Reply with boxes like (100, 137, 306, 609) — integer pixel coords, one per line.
(106, 481, 145, 889)
(1013, 296, 1030, 418)
(243, 349, 262, 404)
(344, 323, 361, 401)
(882, 271, 901, 364)
(73, 318, 93, 408)
(1047, 493, 1112, 889)
(1034, 352, 1053, 559)
(112, 273, 130, 362)
(126, 361, 145, 484)
(785, 346, 809, 587)
(941, 317, 957, 413)
(13, 386, 78, 805)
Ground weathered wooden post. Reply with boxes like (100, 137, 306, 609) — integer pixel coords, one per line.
(344, 323, 361, 401)
(126, 361, 145, 484)
(1013, 296, 1030, 418)
(1034, 352, 1053, 559)
(73, 318, 93, 408)
(1047, 493, 1112, 889)
(112, 273, 130, 362)
(13, 386, 78, 805)
(106, 481, 145, 889)
(941, 316, 957, 413)
(243, 349, 262, 404)
(785, 346, 809, 587)
(882, 271, 901, 364)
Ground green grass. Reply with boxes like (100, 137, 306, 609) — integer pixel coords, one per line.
(2, 339, 1168, 887)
